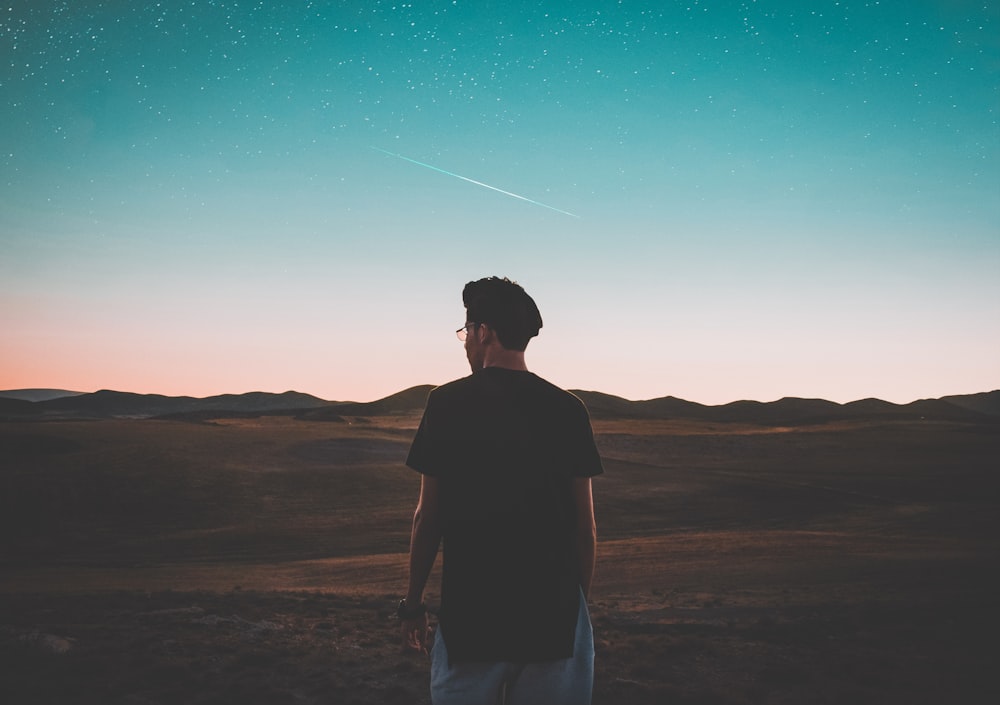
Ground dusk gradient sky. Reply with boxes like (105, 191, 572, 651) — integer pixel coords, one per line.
(2, 1, 998, 404)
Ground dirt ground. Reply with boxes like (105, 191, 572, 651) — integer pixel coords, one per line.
(1, 415, 997, 703)
(1, 576, 993, 705)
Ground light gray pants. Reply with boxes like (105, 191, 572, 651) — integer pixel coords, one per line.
(430, 590, 594, 705)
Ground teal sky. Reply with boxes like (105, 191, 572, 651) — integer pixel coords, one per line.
(2, 1, 998, 404)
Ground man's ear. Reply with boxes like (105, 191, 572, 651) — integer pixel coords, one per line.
(476, 323, 493, 344)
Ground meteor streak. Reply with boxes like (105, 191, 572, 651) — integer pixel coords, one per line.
(371, 146, 579, 218)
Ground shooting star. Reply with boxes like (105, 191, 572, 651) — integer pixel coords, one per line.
(371, 146, 579, 218)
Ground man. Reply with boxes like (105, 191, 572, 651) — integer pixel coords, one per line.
(400, 276, 604, 705)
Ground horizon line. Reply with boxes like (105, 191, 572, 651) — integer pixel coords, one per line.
(2, 385, 997, 408)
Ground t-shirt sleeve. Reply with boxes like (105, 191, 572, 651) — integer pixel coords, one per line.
(405, 389, 440, 476)
(571, 398, 604, 478)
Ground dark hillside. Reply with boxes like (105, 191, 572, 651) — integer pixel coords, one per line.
(941, 390, 1000, 417)
(302, 385, 434, 418)
(1, 385, 997, 425)
(0, 389, 84, 402)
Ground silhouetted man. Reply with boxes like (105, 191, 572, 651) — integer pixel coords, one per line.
(399, 276, 603, 705)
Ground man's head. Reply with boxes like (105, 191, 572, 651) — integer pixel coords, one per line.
(461, 277, 542, 368)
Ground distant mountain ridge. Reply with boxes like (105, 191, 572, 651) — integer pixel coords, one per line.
(0, 388, 85, 402)
(296, 385, 435, 421)
(572, 390, 1000, 425)
(0, 386, 997, 425)
(0, 389, 331, 421)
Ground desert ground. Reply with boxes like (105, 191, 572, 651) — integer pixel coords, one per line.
(1, 413, 997, 704)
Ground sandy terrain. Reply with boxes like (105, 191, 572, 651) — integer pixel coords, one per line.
(1, 415, 997, 703)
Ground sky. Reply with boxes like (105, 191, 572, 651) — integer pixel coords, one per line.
(2, 0, 998, 405)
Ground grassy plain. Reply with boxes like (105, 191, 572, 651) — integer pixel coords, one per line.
(1, 415, 997, 704)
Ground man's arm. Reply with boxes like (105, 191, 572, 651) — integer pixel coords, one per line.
(573, 477, 597, 599)
(401, 475, 442, 654)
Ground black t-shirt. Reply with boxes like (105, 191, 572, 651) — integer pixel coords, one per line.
(406, 367, 604, 664)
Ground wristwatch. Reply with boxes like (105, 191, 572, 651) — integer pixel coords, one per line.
(397, 598, 427, 620)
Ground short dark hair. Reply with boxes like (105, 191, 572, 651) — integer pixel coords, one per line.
(462, 276, 543, 351)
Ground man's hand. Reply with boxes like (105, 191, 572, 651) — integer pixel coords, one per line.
(400, 612, 431, 655)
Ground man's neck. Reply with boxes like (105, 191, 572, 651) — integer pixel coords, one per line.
(481, 346, 528, 372)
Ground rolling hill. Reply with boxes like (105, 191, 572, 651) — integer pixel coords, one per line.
(0, 385, 996, 425)
(0, 388, 85, 402)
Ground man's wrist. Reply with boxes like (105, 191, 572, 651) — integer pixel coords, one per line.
(397, 598, 427, 620)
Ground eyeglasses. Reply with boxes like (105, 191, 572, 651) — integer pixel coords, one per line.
(455, 323, 478, 341)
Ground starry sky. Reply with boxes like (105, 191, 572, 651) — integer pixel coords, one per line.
(2, 1, 998, 405)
